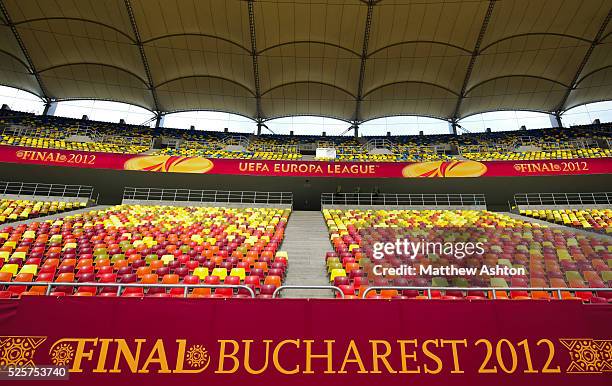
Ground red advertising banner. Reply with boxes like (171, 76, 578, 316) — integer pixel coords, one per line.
(0, 297, 611, 385)
(1, 145, 611, 178)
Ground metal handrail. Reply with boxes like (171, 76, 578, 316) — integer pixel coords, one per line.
(321, 193, 486, 207)
(459, 144, 512, 154)
(332, 145, 367, 154)
(97, 134, 153, 148)
(0, 282, 255, 298)
(248, 144, 300, 154)
(512, 192, 612, 207)
(397, 145, 448, 154)
(272, 285, 345, 299)
(535, 139, 594, 150)
(2, 126, 98, 140)
(123, 187, 293, 206)
(365, 138, 395, 151)
(0, 181, 95, 200)
(221, 135, 250, 148)
(361, 286, 612, 299)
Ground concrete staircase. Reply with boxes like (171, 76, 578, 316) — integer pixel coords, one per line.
(281, 211, 334, 298)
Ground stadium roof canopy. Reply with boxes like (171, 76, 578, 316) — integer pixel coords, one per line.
(0, 0, 610, 124)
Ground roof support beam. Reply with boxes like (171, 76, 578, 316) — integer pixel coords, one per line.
(247, 0, 262, 122)
(451, 0, 496, 121)
(123, 0, 161, 113)
(353, 0, 376, 123)
(556, 8, 612, 113)
(0, 0, 50, 101)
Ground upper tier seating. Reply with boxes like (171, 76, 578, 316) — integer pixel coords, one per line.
(0, 199, 87, 224)
(1, 110, 610, 162)
(0, 112, 152, 154)
(153, 148, 301, 160)
(460, 148, 612, 161)
(456, 126, 612, 160)
(322, 209, 611, 301)
(520, 208, 612, 235)
(0, 205, 290, 298)
(0, 135, 150, 154)
(152, 131, 302, 160)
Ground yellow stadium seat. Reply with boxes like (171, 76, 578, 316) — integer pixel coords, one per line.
(0, 264, 18, 276)
(211, 268, 228, 280)
(229, 268, 246, 281)
(10, 252, 26, 260)
(192, 267, 209, 280)
(161, 254, 175, 264)
(18, 264, 38, 275)
(329, 269, 346, 283)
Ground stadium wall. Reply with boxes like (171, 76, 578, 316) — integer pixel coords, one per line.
(1, 162, 608, 210)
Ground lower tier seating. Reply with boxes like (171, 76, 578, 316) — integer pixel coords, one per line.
(323, 209, 611, 301)
(0, 199, 87, 224)
(0, 205, 290, 298)
(520, 208, 612, 235)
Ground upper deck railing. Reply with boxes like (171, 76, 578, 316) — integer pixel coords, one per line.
(459, 144, 512, 154)
(248, 144, 300, 154)
(321, 193, 486, 207)
(0, 181, 96, 201)
(511, 192, 612, 208)
(365, 138, 394, 151)
(221, 135, 250, 148)
(123, 187, 293, 207)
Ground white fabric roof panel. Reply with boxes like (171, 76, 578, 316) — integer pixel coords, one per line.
(0, 0, 609, 123)
(0, 23, 41, 96)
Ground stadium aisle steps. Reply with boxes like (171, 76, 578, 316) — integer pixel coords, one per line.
(281, 211, 334, 298)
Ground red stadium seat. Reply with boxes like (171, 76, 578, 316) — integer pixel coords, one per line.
(244, 275, 261, 290)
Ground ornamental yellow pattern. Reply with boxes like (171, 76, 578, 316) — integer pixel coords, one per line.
(560, 339, 612, 373)
(0, 336, 47, 367)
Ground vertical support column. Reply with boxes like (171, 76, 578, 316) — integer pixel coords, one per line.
(449, 120, 458, 135)
(43, 100, 57, 116)
(155, 113, 164, 128)
(353, 124, 359, 137)
(549, 113, 562, 128)
(257, 121, 262, 135)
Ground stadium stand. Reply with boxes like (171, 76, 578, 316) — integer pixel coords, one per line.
(456, 125, 612, 161)
(0, 112, 153, 154)
(0, 1, 611, 385)
(0, 204, 290, 298)
(519, 209, 612, 235)
(510, 193, 612, 235)
(0, 199, 87, 224)
(2, 110, 610, 162)
(322, 208, 611, 301)
(152, 133, 302, 160)
(0, 181, 96, 225)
